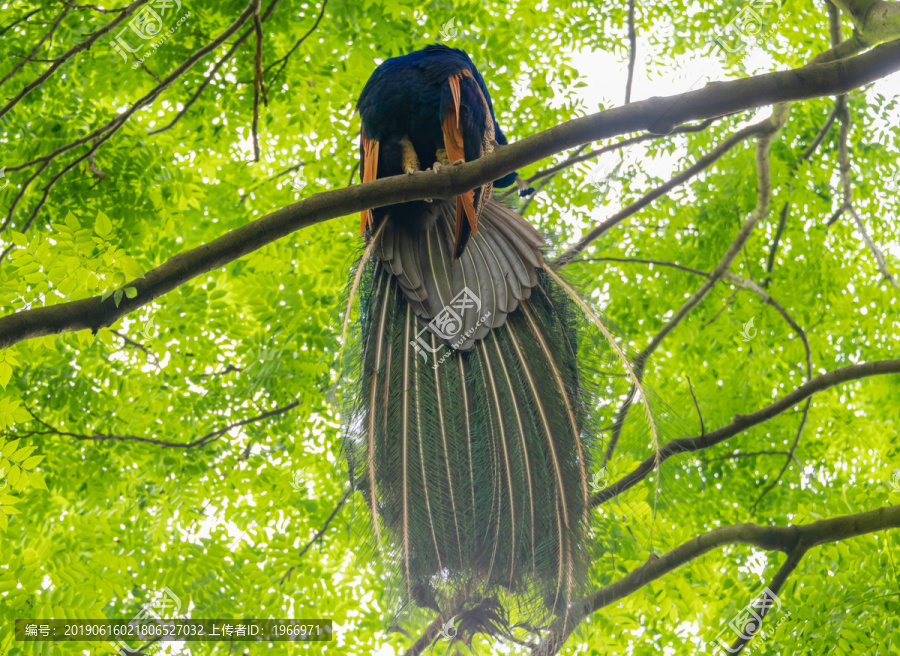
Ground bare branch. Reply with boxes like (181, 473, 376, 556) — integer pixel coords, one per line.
(250, 0, 265, 163)
(0, 6, 71, 88)
(2, 44, 900, 348)
(263, 0, 329, 96)
(22, 401, 299, 449)
(239, 162, 306, 204)
(602, 104, 790, 465)
(726, 547, 807, 654)
(686, 376, 704, 437)
(590, 358, 900, 508)
(497, 118, 719, 202)
(280, 488, 352, 585)
(554, 114, 780, 267)
(542, 505, 900, 655)
(149, 0, 284, 136)
(2, 0, 258, 241)
(625, 0, 637, 104)
(0, 8, 41, 38)
(0, 0, 148, 119)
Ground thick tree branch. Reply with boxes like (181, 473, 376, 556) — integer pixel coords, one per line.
(590, 358, 900, 507)
(3, 43, 900, 349)
(546, 505, 900, 655)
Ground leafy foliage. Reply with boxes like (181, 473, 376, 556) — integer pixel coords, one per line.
(0, 0, 899, 655)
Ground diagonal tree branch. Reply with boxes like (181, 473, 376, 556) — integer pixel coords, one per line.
(726, 547, 807, 654)
(0, 6, 71, 88)
(542, 504, 900, 655)
(590, 358, 900, 508)
(601, 104, 790, 465)
(279, 487, 352, 585)
(262, 0, 329, 96)
(148, 0, 283, 136)
(0, 0, 148, 119)
(2, 42, 900, 349)
(554, 111, 783, 268)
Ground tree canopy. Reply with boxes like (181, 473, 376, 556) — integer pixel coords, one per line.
(1, 0, 899, 655)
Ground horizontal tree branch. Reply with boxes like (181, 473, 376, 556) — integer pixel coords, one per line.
(2, 41, 900, 350)
(20, 401, 299, 449)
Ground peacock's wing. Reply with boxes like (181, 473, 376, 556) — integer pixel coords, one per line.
(374, 199, 543, 350)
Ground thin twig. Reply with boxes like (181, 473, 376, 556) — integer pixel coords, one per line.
(238, 163, 305, 204)
(149, 0, 284, 136)
(601, 105, 790, 465)
(263, 0, 329, 96)
(686, 376, 704, 437)
(280, 488, 352, 584)
(23, 401, 299, 449)
(624, 0, 638, 104)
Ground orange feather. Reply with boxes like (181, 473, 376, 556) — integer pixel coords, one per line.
(360, 130, 379, 236)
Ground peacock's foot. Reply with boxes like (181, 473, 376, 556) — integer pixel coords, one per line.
(451, 158, 465, 166)
(431, 161, 442, 173)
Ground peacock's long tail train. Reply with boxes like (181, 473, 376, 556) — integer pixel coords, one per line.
(343, 197, 596, 631)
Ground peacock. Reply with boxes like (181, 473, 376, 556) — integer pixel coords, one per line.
(341, 44, 625, 646)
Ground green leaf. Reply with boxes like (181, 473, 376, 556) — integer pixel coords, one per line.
(124, 286, 137, 299)
(113, 288, 124, 307)
(94, 211, 113, 239)
(22, 456, 44, 470)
